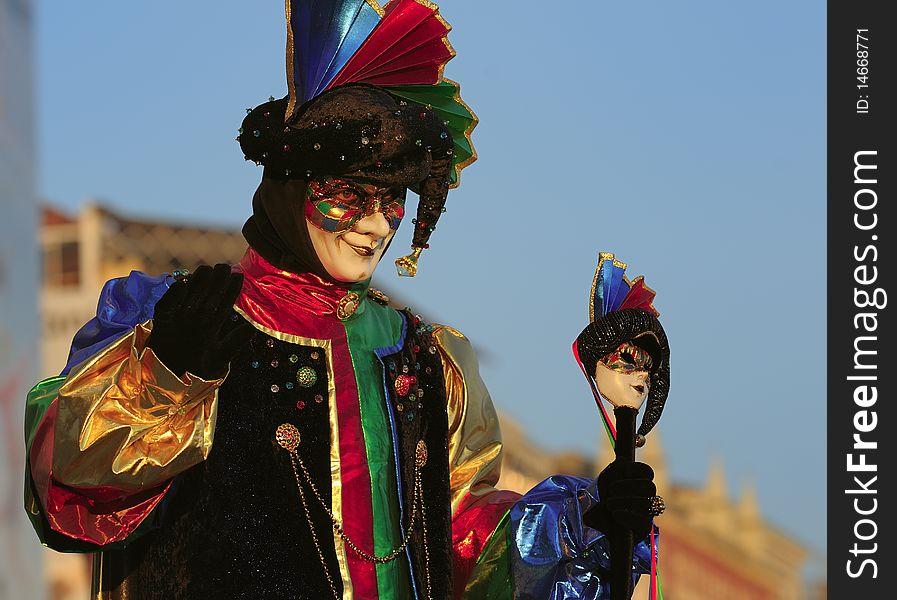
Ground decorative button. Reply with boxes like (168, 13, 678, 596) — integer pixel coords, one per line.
(395, 374, 415, 397)
(271, 384, 280, 393)
(337, 292, 361, 320)
(289, 354, 299, 363)
(368, 288, 390, 305)
(266, 339, 275, 348)
(271, 359, 279, 368)
(314, 394, 324, 404)
(297, 367, 318, 388)
(311, 351, 320, 361)
(296, 400, 306, 410)
(276, 423, 301, 451)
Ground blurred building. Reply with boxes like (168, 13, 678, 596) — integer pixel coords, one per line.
(1, 0, 43, 597)
(40, 203, 810, 599)
(40, 203, 248, 380)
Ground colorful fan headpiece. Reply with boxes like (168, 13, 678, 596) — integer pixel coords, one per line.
(238, 0, 478, 276)
(574, 252, 669, 444)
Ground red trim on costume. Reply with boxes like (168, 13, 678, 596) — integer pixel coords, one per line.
(451, 490, 521, 599)
(234, 248, 380, 597)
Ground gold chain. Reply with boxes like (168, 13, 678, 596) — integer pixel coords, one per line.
(288, 457, 340, 600)
(290, 450, 422, 563)
(278, 424, 433, 599)
(419, 476, 432, 599)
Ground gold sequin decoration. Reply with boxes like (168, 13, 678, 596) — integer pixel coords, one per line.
(415, 440, 428, 468)
(275, 423, 301, 452)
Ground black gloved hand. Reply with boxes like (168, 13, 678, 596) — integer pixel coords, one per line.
(146, 264, 253, 379)
(583, 461, 656, 542)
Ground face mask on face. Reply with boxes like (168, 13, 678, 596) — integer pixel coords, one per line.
(305, 177, 406, 233)
(304, 177, 405, 283)
(594, 340, 654, 409)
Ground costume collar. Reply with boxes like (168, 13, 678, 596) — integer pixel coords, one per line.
(234, 247, 371, 338)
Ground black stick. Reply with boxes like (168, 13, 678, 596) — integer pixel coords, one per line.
(610, 406, 638, 600)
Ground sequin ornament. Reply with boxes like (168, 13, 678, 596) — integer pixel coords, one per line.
(297, 367, 318, 388)
(275, 423, 301, 451)
(395, 374, 415, 397)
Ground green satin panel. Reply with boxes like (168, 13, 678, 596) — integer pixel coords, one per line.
(345, 299, 410, 599)
(24, 377, 65, 542)
(462, 512, 513, 600)
(25, 377, 65, 451)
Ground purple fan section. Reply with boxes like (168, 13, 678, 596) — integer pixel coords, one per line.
(289, 0, 381, 105)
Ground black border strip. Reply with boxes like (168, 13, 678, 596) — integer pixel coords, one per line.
(828, 0, 895, 594)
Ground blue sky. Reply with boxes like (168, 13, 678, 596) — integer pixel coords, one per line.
(37, 0, 826, 575)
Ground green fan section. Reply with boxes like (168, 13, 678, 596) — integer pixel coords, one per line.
(384, 81, 476, 186)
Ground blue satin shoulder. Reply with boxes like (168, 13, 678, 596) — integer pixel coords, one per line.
(509, 475, 654, 600)
(62, 271, 172, 376)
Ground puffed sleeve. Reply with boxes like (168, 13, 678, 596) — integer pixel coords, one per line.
(434, 326, 522, 598)
(24, 271, 226, 549)
(52, 322, 225, 491)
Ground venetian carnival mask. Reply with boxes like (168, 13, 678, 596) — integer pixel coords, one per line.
(594, 338, 656, 410)
(305, 178, 406, 233)
(574, 252, 671, 445)
(305, 177, 404, 283)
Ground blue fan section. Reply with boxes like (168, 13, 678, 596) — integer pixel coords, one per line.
(289, 0, 381, 105)
(592, 260, 628, 318)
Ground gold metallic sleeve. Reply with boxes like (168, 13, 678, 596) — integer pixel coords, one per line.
(53, 321, 226, 493)
(434, 326, 504, 514)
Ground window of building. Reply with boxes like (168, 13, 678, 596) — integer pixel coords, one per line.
(43, 241, 81, 287)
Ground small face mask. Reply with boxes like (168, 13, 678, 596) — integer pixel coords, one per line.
(594, 340, 654, 409)
(305, 177, 405, 233)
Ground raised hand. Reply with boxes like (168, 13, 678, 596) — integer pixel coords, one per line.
(146, 264, 253, 379)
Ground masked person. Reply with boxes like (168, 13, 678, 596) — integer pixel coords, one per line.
(24, 3, 663, 599)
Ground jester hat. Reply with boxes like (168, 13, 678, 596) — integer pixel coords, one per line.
(238, 0, 478, 276)
(574, 253, 670, 442)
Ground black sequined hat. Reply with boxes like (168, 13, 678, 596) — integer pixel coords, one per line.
(239, 85, 453, 265)
(237, 0, 479, 277)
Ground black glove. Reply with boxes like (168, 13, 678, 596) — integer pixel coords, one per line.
(146, 264, 253, 379)
(583, 461, 656, 542)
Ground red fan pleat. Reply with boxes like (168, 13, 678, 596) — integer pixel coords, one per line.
(328, 0, 452, 89)
(618, 276, 660, 316)
(351, 17, 451, 80)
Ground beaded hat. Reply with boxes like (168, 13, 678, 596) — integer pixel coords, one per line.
(238, 0, 478, 276)
(573, 253, 670, 443)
